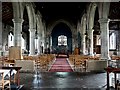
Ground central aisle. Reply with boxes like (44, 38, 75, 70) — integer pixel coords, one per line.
(49, 58, 73, 72)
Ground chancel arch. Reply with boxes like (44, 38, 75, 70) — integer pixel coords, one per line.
(47, 19, 76, 53)
(51, 22, 72, 54)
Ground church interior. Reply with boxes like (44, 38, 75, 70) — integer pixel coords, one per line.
(0, 1, 120, 90)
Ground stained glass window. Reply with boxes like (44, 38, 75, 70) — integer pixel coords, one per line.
(58, 35, 67, 46)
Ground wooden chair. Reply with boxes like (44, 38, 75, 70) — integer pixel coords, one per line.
(0, 72, 11, 90)
(117, 80, 120, 90)
(117, 85, 120, 90)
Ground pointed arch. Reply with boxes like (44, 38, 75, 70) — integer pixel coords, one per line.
(36, 11, 43, 36)
(87, 3, 97, 30)
(80, 14, 87, 35)
(25, 3, 36, 29)
(47, 19, 75, 36)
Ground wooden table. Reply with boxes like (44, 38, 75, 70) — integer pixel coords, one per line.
(0, 69, 11, 78)
(2, 66, 22, 86)
(104, 67, 120, 90)
(4, 62, 15, 66)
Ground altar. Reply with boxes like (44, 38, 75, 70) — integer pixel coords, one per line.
(56, 45, 68, 54)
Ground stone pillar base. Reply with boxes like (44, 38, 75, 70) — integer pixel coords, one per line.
(9, 46, 22, 60)
(117, 51, 120, 56)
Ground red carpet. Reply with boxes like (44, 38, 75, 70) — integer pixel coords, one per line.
(49, 58, 73, 72)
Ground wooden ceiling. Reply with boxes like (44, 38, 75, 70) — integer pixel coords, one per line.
(2, 2, 120, 32)
(2, 2, 13, 26)
(34, 2, 88, 26)
(109, 2, 120, 19)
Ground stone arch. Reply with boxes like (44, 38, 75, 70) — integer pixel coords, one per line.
(87, 2, 110, 30)
(36, 11, 45, 54)
(24, 3, 36, 55)
(87, 2, 97, 30)
(41, 20, 46, 50)
(51, 22, 72, 54)
(36, 11, 45, 40)
(47, 19, 75, 36)
(36, 11, 43, 35)
(80, 14, 87, 35)
(47, 19, 76, 53)
(25, 3, 36, 29)
(86, 2, 98, 55)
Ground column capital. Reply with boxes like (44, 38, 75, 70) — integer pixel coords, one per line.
(12, 18, 24, 23)
(98, 18, 110, 24)
(37, 32, 41, 37)
(87, 29, 94, 31)
(87, 29, 94, 36)
(89, 29, 94, 32)
(29, 28, 36, 32)
(82, 33, 86, 36)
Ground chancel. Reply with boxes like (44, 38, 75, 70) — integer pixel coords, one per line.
(0, 0, 120, 90)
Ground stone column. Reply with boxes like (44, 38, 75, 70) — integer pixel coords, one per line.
(50, 36, 52, 53)
(72, 35, 75, 52)
(43, 36, 46, 50)
(0, 34, 2, 47)
(12, 18, 24, 46)
(81, 34, 86, 55)
(29, 29, 36, 55)
(72, 35, 76, 51)
(86, 35, 89, 55)
(47, 35, 50, 54)
(46, 35, 50, 49)
(23, 34, 27, 51)
(72, 33, 79, 54)
(88, 29, 94, 56)
(74, 34, 78, 48)
(2, 30, 9, 52)
(0, 23, 3, 54)
(38, 35, 41, 54)
(99, 18, 110, 60)
(0, 2, 2, 53)
(116, 31, 120, 55)
(40, 37, 44, 54)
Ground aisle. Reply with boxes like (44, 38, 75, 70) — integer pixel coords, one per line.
(49, 58, 73, 72)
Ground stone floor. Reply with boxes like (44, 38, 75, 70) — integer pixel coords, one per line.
(18, 72, 113, 90)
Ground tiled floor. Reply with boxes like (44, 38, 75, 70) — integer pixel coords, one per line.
(18, 72, 111, 90)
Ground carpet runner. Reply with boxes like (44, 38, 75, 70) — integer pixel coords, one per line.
(49, 58, 73, 72)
